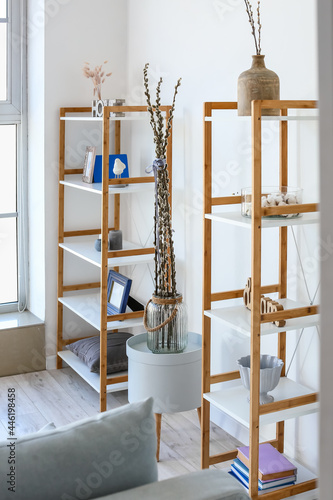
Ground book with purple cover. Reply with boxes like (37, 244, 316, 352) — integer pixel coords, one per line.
(237, 443, 297, 481)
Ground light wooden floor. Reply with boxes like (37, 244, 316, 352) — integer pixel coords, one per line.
(0, 368, 241, 480)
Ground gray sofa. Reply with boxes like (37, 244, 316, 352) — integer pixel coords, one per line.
(0, 398, 249, 500)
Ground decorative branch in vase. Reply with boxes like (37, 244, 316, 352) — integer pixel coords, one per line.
(142, 63, 187, 353)
(243, 0, 262, 55)
(238, 1, 279, 116)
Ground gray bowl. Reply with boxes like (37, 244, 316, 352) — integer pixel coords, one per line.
(237, 354, 284, 404)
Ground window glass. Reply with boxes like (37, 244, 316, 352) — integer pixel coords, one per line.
(0, 125, 16, 214)
(0, 0, 7, 19)
(0, 23, 7, 101)
(0, 0, 25, 311)
(0, 217, 18, 304)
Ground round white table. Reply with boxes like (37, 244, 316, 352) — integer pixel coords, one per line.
(126, 332, 202, 460)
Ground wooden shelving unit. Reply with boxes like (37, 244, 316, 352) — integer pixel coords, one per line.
(57, 105, 172, 412)
(201, 101, 319, 499)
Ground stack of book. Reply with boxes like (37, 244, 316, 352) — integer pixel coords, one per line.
(229, 443, 297, 491)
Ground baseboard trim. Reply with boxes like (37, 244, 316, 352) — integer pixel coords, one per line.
(46, 355, 57, 370)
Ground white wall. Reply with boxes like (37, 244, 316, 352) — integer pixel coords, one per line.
(27, 0, 45, 320)
(28, 0, 129, 362)
(126, 0, 319, 472)
(28, 0, 320, 475)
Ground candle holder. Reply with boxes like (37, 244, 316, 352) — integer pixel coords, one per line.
(94, 234, 102, 252)
(109, 230, 123, 250)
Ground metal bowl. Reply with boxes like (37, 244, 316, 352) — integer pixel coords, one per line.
(237, 354, 284, 404)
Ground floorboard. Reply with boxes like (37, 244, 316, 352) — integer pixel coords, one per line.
(15, 371, 89, 425)
(0, 368, 242, 480)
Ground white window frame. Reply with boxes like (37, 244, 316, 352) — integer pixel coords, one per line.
(0, 0, 28, 313)
(0, 0, 21, 117)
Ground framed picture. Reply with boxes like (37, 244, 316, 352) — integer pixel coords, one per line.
(93, 154, 129, 183)
(107, 270, 132, 315)
(82, 146, 96, 183)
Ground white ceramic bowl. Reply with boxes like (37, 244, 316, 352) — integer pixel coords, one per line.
(237, 354, 284, 404)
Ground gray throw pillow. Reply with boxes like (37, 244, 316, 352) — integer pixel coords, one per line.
(0, 398, 157, 500)
(66, 332, 133, 374)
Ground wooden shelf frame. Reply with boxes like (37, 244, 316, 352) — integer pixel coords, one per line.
(57, 105, 172, 412)
(201, 101, 318, 499)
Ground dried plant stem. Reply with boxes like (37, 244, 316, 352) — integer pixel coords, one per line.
(243, 0, 261, 55)
(143, 64, 181, 298)
(257, 1, 262, 55)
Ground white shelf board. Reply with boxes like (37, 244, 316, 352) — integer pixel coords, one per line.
(204, 299, 319, 337)
(204, 377, 318, 427)
(60, 238, 154, 268)
(206, 211, 319, 228)
(60, 115, 148, 122)
(205, 114, 318, 122)
(60, 175, 154, 194)
(58, 350, 128, 393)
(59, 291, 144, 331)
(225, 459, 317, 498)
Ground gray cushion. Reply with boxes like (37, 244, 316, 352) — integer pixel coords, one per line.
(0, 398, 157, 500)
(103, 469, 251, 500)
(66, 332, 133, 374)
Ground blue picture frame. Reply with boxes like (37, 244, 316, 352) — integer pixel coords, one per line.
(93, 154, 129, 183)
(107, 270, 132, 315)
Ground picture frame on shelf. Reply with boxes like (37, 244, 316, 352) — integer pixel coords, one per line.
(93, 154, 129, 183)
(107, 270, 132, 315)
(82, 146, 96, 183)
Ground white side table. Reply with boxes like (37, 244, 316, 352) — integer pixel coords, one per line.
(126, 332, 202, 461)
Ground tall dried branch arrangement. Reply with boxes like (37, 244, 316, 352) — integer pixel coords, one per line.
(143, 63, 182, 298)
(82, 60, 112, 100)
(243, 0, 262, 55)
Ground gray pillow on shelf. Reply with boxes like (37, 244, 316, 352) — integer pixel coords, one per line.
(66, 332, 133, 374)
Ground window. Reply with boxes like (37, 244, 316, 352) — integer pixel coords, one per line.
(0, 0, 7, 101)
(0, 0, 27, 312)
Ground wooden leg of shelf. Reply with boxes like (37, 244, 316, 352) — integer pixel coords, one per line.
(197, 407, 202, 427)
(100, 392, 107, 413)
(201, 399, 210, 469)
(56, 354, 63, 370)
(201, 312, 212, 470)
(277, 331, 286, 453)
(155, 413, 162, 462)
(249, 99, 262, 500)
(114, 193, 120, 230)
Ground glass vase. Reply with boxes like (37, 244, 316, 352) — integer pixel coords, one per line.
(145, 294, 188, 353)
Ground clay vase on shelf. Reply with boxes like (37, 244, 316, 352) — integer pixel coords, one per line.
(237, 55, 280, 116)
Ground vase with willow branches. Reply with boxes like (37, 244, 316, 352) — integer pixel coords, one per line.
(143, 64, 188, 353)
(238, 1, 279, 116)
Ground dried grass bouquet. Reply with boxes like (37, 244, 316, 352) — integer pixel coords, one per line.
(82, 60, 112, 100)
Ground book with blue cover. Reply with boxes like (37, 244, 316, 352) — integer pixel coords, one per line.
(229, 462, 296, 491)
